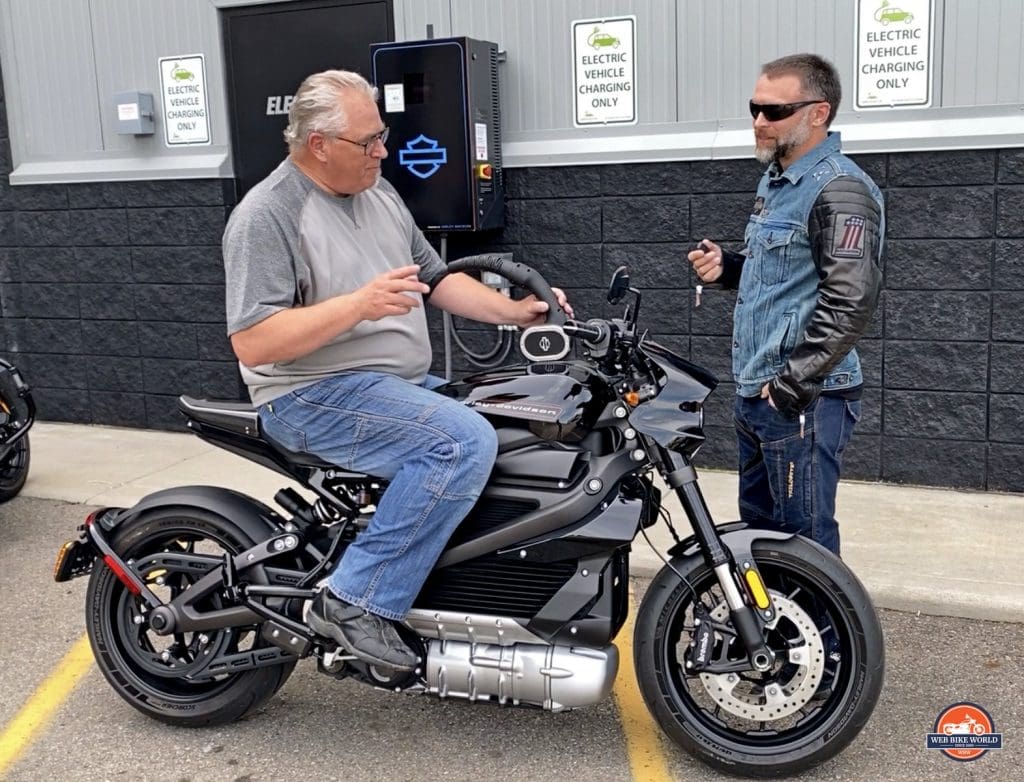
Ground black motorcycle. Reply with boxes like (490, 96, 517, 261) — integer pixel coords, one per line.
(54, 260, 883, 778)
(0, 359, 34, 502)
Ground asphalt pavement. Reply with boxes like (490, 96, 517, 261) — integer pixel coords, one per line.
(1, 495, 1021, 782)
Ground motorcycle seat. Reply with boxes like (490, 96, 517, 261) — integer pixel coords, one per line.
(178, 396, 258, 436)
(177, 396, 369, 476)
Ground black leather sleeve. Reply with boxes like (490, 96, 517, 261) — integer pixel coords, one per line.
(718, 249, 746, 289)
(768, 176, 883, 416)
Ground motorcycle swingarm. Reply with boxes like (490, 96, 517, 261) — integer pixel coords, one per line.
(56, 513, 315, 649)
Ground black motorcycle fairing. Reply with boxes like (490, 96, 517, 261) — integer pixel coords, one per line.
(627, 339, 717, 455)
(416, 480, 645, 645)
(441, 361, 616, 443)
(435, 446, 638, 568)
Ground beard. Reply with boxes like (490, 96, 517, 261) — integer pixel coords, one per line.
(754, 111, 814, 165)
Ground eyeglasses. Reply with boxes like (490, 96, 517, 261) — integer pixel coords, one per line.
(748, 100, 823, 122)
(331, 126, 390, 155)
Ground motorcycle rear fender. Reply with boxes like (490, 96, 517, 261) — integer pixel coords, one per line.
(99, 485, 284, 544)
(85, 486, 288, 612)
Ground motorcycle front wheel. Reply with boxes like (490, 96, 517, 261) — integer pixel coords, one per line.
(634, 535, 884, 778)
(85, 507, 297, 727)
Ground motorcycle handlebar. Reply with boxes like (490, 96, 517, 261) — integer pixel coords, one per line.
(563, 320, 615, 357)
(563, 320, 606, 342)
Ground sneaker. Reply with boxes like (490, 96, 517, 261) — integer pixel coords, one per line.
(307, 589, 417, 671)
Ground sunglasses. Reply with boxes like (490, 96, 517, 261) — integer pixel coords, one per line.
(748, 100, 823, 122)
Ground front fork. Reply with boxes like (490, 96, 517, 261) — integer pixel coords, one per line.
(657, 445, 777, 672)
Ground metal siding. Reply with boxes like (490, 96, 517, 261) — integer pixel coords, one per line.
(439, 0, 676, 132)
(996, 0, 1024, 103)
(943, 0, 1024, 105)
(91, 0, 227, 152)
(394, 0, 451, 40)
(4, 0, 101, 157)
(2, 0, 1022, 181)
(678, 0, 856, 122)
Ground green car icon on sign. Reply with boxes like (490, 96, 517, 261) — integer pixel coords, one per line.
(172, 64, 194, 81)
(875, 2, 913, 24)
(587, 28, 620, 49)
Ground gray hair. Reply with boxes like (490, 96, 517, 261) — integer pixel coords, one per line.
(283, 70, 378, 151)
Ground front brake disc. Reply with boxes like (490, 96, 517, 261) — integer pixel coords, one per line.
(698, 592, 826, 720)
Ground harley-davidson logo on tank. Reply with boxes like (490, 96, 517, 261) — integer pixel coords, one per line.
(467, 400, 562, 420)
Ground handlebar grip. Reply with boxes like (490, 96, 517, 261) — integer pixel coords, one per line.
(448, 257, 567, 326)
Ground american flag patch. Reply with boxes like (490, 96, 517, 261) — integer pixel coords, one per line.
(833, 214, 866, 259)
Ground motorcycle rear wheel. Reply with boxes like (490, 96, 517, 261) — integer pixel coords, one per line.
(634, 535, 884, 778)
(85, 507, 296, 726)
(0, 436, 30, 502)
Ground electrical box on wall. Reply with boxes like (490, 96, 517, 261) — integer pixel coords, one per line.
(114, 91, 155, 135)
(371, 37, 503, 232)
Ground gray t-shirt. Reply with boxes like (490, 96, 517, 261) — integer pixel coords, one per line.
(224, 158, 446, 405)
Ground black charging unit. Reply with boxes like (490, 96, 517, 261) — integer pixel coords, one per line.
(370, 37, 503, 232)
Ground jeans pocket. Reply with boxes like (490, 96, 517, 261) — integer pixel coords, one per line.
(259, 398, 308, 453)
(762, 429, 814, 524)
(844, 399, 862, 424)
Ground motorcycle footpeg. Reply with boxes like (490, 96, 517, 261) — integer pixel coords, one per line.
(260, 620, 313, 656)
(317, 644, 355, 678)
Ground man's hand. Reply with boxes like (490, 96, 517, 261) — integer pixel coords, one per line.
(760, 382, 777, 410)
(354, 265, 431, 321)
(515, 287, 574, 328)
(687, 239, 724, 283)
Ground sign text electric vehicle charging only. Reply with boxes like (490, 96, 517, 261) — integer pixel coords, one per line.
(572, 16, 636, 127)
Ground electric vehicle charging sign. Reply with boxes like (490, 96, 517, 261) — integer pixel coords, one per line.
(158, 54, 211, 145)
(855, 0, 934, 109)
(572, 16, 637, 127)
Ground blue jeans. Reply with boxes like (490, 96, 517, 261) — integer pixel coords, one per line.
(259, 371, 498, 620)
(733, 394, 861, 555)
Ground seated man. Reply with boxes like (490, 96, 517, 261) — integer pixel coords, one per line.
(223, 69, 571, 670)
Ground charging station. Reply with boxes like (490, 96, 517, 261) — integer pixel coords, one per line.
(370, 37, 504, 232)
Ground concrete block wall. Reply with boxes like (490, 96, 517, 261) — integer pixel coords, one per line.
(0, 176, 240, 430)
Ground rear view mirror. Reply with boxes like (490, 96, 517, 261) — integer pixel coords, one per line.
(607, 266, 631, 305)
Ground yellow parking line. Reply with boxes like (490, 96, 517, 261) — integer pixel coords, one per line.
(613, 593, 676, 782)
(0, 634, 94, 778)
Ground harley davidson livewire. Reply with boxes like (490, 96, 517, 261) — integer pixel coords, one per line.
(55, 259, 883, 778)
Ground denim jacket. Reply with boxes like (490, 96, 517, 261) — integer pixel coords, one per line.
(725, 132, 884, 409)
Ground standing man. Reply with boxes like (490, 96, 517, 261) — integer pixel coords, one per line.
(224, 70, 571, 670)
(687, 54, 883, 556)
